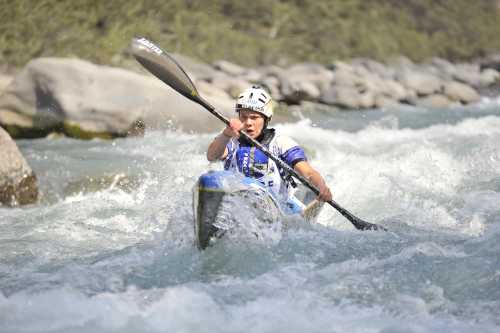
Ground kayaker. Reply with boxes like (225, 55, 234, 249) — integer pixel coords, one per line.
(207, 85, 332, 203)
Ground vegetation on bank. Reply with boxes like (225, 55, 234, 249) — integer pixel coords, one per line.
(1, 0, 500, 68)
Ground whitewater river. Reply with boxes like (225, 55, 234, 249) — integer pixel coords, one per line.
(1, 99, 500, 332)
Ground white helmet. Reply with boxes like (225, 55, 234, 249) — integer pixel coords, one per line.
(235, 85, 273, 121)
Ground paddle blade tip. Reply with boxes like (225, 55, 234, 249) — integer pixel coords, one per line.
(130, 37, 163, 56)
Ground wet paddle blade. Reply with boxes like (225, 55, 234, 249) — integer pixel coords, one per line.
(130, 37, 207, 107)
(327, 199, 387, 231)
(352, 216, 387, 231)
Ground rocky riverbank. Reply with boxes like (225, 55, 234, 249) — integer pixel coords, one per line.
(1, 52, 499, 141)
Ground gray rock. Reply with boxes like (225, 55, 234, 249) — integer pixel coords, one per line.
(431, 57, 455, 73)
(319, 85, 338, 105)
(396, 69, 442, 95)
(258, 65, 286, 78)
(351, 58, 395, 79)
(0, 74, 12, 93)
(0, 58, 148, 137)
(294, 101, 340, 115)
(478, 68, 500, 86)
(277, 63, 333, 103)
(280, 78, 321, 104)
(261, 76, 282, 101)
(171, 53, 219, 81)
(320, 85, 364, 109)
(209, 76, 250, 98)
(476, 81, 500, 97)
(286, 63, 334, 86)
(443, 81, 480, 103)
(364, 60, 396, 79)
(0, 57, 235, 138)
(388, 56, 415, 69)
(479, 53, 500, 71)
(196, 80, 234, 108)
(374, 95, 400, 108)
(331, 62, 360, 86)
(239, 69, 263, 83)
(213, 60, 247, 77)
(452, 63, 482, 87)
(0, 126, 38, 206)
(429, 57, 456, 80)
(414, 94, 453, 108)
(379, 79, 409, 101)
(358, 91, 376, 109)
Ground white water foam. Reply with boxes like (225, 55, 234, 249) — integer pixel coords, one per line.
(275, 116, 500, 233)
(2, 108, 500, 333)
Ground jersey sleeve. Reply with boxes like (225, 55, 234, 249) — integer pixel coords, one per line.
(276, 135, 307, 167)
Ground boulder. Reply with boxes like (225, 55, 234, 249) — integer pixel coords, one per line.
(0, 57, 235, 138)
(357, 91, 376, 109)
(319, 85, 338, 106)
(479, 53, 500, 72)
(431, 57, 456, 75)
(478, 68, 500, 86)
(285, 63, 334, 89)
(209, 76, 250, 98)
(414, 94, 453, 108)
(170, 53, 219, 81)
(396, 69, 442, 95)
(331, 62, 360, 86)
(320, 85, 365, 109)
(196, 80, 235, 110)
(258, 65, 286, 78)
(213, 60, 247, 77)
(443, 81, 481, 103)
(239, 69, 263, 83)
(270, 63, 331, 104)
(351, 58, 395, 79)
(452, 63, 482, 87)
(280, 78, 321, 104)
(0, 74, 12, 93)
(428, 58, 457, 81)
(374, 95, 400, 108)
(0, 126, 38, 206)
(387, 56, 415, 70)
(379, 79, 409, 101)
(261, 76, 282, 101)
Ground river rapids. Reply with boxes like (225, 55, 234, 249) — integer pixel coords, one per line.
(1, 99, 500, 332)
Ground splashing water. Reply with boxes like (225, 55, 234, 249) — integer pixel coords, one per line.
(1, 100, 500, 332)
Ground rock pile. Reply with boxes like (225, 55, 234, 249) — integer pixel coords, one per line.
(0, 54, 499, 140)
(199, 56, 499, 110)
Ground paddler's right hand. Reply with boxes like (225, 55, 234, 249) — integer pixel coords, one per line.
(222, 118, 243, 138)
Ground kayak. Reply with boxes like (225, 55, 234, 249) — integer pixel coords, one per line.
(193, 170, 323, 249)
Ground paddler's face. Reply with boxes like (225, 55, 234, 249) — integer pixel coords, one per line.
(239, 110, 265, 139)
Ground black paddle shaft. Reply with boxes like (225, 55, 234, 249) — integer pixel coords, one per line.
(130, 37, 385, 231)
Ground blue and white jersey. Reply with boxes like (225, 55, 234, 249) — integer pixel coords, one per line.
(223, 130, 307, 199)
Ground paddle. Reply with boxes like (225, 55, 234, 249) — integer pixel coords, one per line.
(130, 37, 386, 231)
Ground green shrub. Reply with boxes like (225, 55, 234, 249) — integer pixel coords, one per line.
(1, 0, 499, 68)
